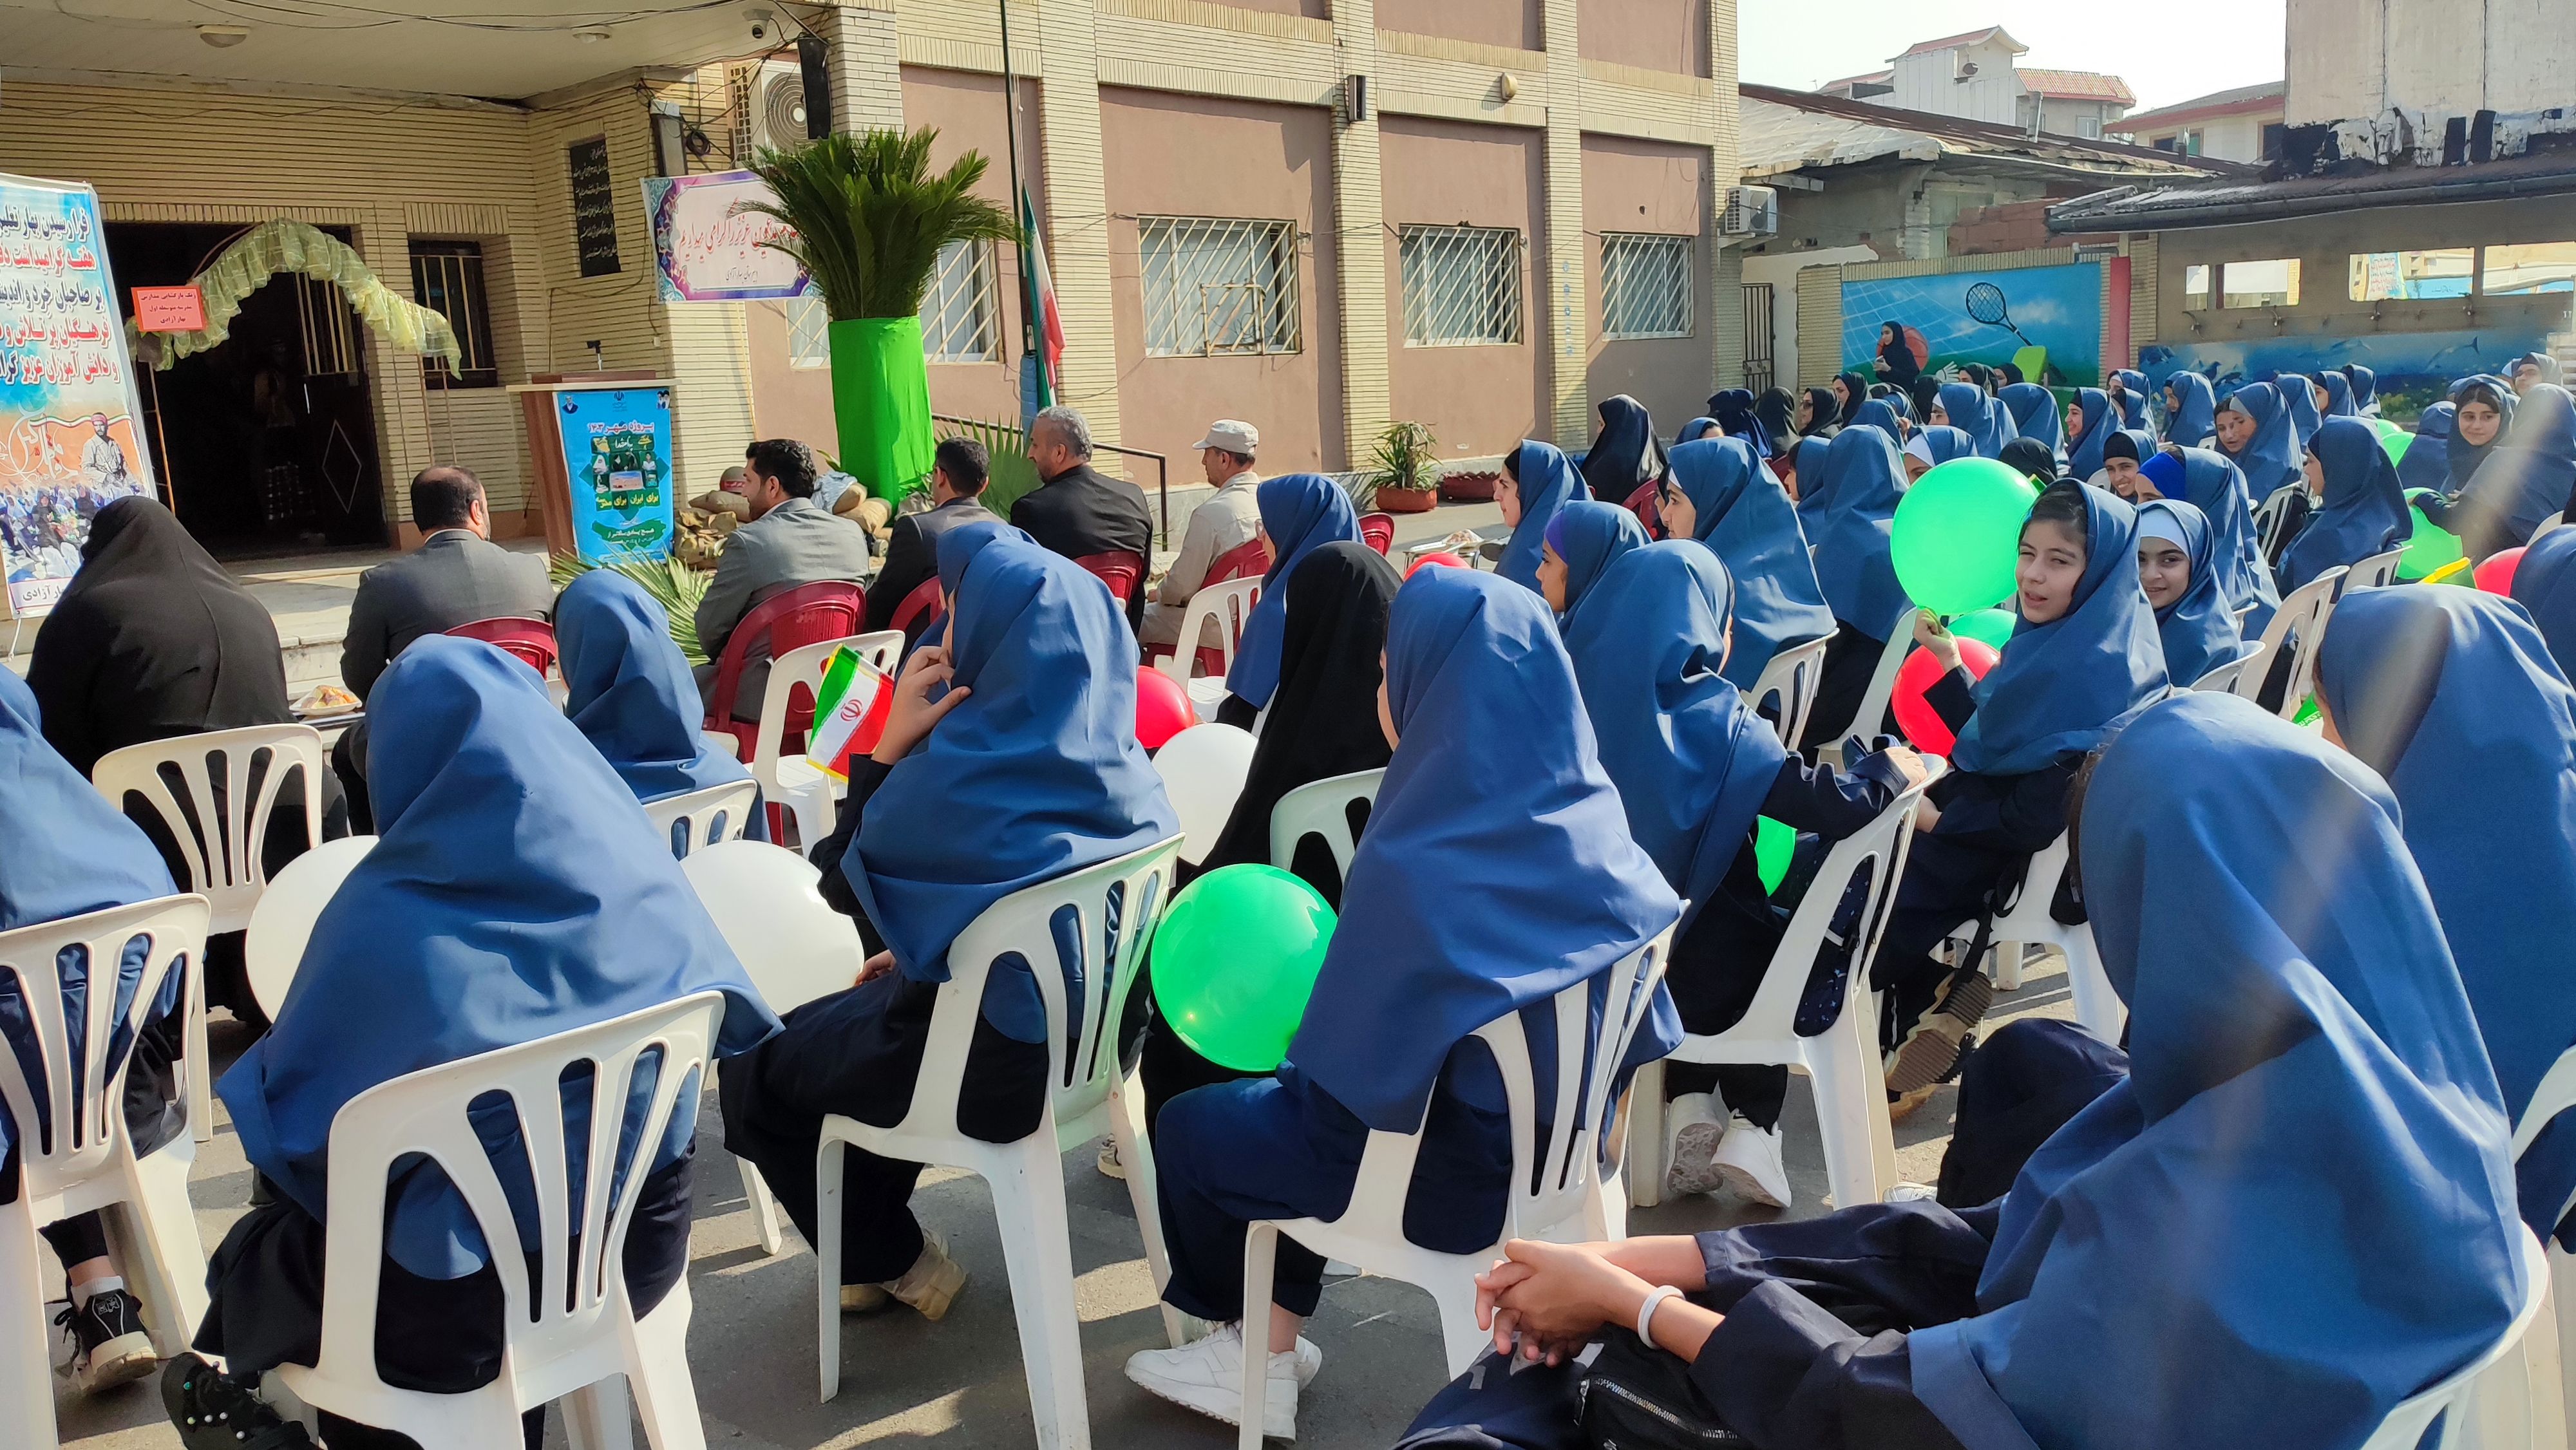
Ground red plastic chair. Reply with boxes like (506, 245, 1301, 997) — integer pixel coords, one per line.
(1204, 536, 1272, 586)
(887, 575, 944, 638)
(1358, 513, 1395, 556)
(700, 580, 866, 761)
(447, 616, 558, 676)
(1074, 551, 1146, 603)
(1623, 480, 1663, 537)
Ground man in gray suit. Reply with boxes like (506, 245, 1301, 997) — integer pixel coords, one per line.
(694, 438, 871, 724)
(333, 464, 554, 827)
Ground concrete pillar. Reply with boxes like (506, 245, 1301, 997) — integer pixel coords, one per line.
(1539, 0, 1589, 448)
(818, 0, 904, 134)
(1705, 0, 1740, 394)
(1030, 0, 1125, 448)
(1329, 0, 1390, 469)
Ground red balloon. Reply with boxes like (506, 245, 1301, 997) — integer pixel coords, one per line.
(1136, 666, 1197, 750)
(2473, 546, 2527, 596)
(1406, 551, 1467, 578)
(1891, 639, 2001, 757)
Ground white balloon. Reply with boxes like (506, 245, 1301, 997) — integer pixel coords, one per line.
(1152, 722, 1258, 864)
(243, 834, 377, 1019)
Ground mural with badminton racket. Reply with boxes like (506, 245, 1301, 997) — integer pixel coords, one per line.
(1839, 261, 2105, 388)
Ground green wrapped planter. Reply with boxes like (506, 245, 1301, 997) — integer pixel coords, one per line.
(829, 315, 936, 502)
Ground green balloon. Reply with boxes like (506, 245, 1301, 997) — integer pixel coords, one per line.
(2371, 418, 2409, 468)
(1150, 864, 1335, 1073)
(1756, 816, 1794, 896)
(2398, 489, 2464, 581)
(1947, 607, 2017, 650)
(1890, 458, 2040, 616)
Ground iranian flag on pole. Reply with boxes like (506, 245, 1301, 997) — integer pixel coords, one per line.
(1020, 185, 1063, 408)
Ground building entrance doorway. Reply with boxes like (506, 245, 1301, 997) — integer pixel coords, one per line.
(106, 222, 386, 559)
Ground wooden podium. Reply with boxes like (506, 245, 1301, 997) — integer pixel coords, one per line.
(513, 371, 678, 561)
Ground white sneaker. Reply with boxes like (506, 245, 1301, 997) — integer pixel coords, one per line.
(1888, 1182, 1940, 1203)
(1662, 1092, 1728, 1198)
(1124, 1321, 1313, 1439)
(1097, 1138, 1128, 1180)
(1707, 1116, 1792, 1209)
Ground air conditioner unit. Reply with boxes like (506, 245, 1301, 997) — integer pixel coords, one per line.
(1720, 185, 1779, 238)
(746, 62, 810, 153)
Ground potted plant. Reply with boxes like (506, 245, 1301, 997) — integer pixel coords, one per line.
(1367, 420, 1442, 515)
(1440, 466, 1501, 502)
(747, 129, 1018, 503)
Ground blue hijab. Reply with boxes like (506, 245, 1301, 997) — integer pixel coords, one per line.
(2219, 381, 2306, 498)
(2317, 369, 2358, 417)
(1544, 500, 1649, 617)
(1912, 692, 2524, 1450)
(1850, 397, 1907, 448)
(2278, 417, 2411, 592)
(220, 639, 778, 1277)
(1560, 543, 1787, 936)
(2456, 383, 2576, 557)
(2065, 388, 2119, 479)
(2399, 402, 2458, 494)
(2316, 587, 2576, 1245)
(1225, 473, 1359, 707)
(1810, 426, 1912, 639)
(558, 570, 762, 824)
(1707, 388, 1772, 458)
(2448, 379, 2518, 493)
(1788, 435, 1837, 529)
(1913, 426, 1978, 467)
(853, 529, 1180, 1042)
(1667, 437, 1833, 687)
(2277, 372, 2324, 447)
(1676, 417, 1720, 444)
(2345, 363, 2380, 415)
(0, 668, 180, 1162)
(1497, 440, 1588, 592)
(2512, 525, 2576, 682)
(1951, 484, 2168, 777)
(2150, 446, 2279, 632)
(2137, 500, 2248, 685)
(2162, 371, 2217, 446)
(2110, 370, 2152, 432)
(1938, 382, 2016, 459)
(1284, 569, 1681, 1133)
(1998, 383, 2063, 462)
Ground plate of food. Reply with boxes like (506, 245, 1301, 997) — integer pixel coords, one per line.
(293, 683, 363, 722)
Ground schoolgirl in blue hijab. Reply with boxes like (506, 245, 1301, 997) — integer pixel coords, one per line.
(2277, 371, 2324, 447)
(2436, 383, 2576, 563)
(1996, 382, 2062, 462)
(1223, 472, 1359, 709)
(557, 569, 767, 840)
(2065, 388, 2118, 480)
(2161, 370, 2217, 447)
(2513, 525, 2576, 680)
(2399, 402, 2458, 494)
(1661, 437, 1835, 688)
(2215, 381, 2306, 498)
(1495, 440, 1588, 592)
(2136, 500, 2251, 685)
(1540, 500, 1649, 618)
(2278, 417, 2411, 592)
(2316, 370, 2358, 417)
(1129, 568, 1680, 1422)
(1787, 434, 1837, 526)
(2345, 362, 2381, 415)
(1904, 425, 1977, 478)
(2316, 587, 2576, 1247)
(1849, 397, 1908, 448)
(2140, 446, 2280, 631)
(2445, 376, 2518, 493)
(1676, 417, 1720, 444)
(1708, 388, 1773, 458)
(1935, 382, 2014, 459)
(2109, 369, 2152, 432)
(1810, 425, 1912, 642)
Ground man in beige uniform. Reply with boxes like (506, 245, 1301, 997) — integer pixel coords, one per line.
(1141, 419, 1265, 650)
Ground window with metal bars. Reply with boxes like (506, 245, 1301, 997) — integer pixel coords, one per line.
(1600, 232, 1692, 339)
(1137, 216, 1302, 357)
(408, 240, 500, 388)
(787, 292, 829, 369)
(1400, 224, 1522, 346)
(922, 240, 999, 362)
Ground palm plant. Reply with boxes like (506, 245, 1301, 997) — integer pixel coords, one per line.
(549, 554, 712, 663)
(744, 129, 1018, 321)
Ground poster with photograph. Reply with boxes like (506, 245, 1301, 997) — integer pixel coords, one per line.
(0, 173, 157, 619)
(556, 384, 676, 564)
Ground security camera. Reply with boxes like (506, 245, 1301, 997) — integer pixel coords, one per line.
(746, 7, 774, 41)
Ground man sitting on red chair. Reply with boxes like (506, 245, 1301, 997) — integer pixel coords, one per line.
(1141, 418, 1262, 651)
(694, 438, 871, 726)
(1010, 405, 1155, 639)
(866, 436, 998, 646)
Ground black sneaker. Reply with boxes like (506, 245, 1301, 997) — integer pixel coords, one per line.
(162, 1353, 314, 1448)
(55, 1286, 156, 1394)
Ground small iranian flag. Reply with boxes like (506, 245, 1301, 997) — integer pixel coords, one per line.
(804, 646, 895, 781)
(1020, 185, 1064, 407)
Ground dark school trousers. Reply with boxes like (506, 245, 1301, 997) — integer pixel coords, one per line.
(1935, 1018, 2126, 1210)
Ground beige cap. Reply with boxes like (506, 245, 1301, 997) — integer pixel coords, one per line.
(1192, 419, 1260, 454)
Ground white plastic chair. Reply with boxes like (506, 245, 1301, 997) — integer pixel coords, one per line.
(2190, 643, 2266, 694)
(1266, 768, 1386, 883)
(93, 722, 328, 1142)
(813, 836, 1185, 1444)
(2533, 512, 2565, 542)
(2510, 1046, 2576, 1439)
(244, 834, 379, 1021)
(752, 631, 903, 849)
(1157, 577, 1263, 715)
(2358, 1232, 2553, 1450)
(1629, 767, 1940, 1215)
(642, 779, 761, 860)
(1822, 605, 1919, 765)
(1747, 634, 1834, 749)
(2349, 546, 2405, 590)
(2254, 487, 2301, 558)
(1956, 833, 2122, 1041)
(2232, 567, 2346, 722)
(698, 730, 742, 762)
(1, 896, 213, 1450)
(272, 993, 724, 1450)
(679, 840, 868, 1257)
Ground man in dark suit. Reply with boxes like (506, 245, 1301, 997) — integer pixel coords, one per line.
(866, 435, 998, 643)
(1010, 404, 1155, 637)
(333, 464, 554, 827)
(693, 437, 872, 724)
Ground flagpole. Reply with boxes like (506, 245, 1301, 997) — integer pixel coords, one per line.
(997, 0, 1050, 419)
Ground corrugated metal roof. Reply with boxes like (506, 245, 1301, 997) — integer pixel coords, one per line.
(2117, 80, 2287, 131)
(2047, 148, 2576, 231)
(2017, 68, 2137, 105)
(1819, 69, 1893, 93)
(1895, 26, 2024, 59)
(1738, 83, 2249, 180)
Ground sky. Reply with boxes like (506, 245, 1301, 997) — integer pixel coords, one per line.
(1738, 1, 2289, 115)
